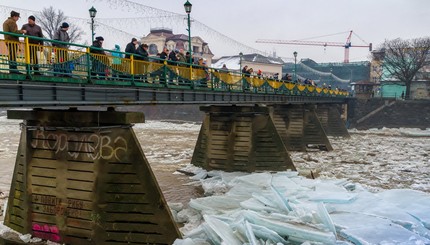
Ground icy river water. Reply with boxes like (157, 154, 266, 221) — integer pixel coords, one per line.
(0, 116, 429, 244)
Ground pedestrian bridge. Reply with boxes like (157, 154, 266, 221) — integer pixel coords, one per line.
(0, 31, 348, 106)
(1, 31, 351, 245)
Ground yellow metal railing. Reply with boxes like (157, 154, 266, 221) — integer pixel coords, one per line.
(0, 31, 350, 97)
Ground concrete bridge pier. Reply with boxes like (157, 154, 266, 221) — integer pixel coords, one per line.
(191, 105, 296, 172)
(4, 108, 181, 245)
(316, 104, 350, 137)
(271, 104, 333, 151)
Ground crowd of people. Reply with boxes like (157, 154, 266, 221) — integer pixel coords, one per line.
(2, 10, 346, 93)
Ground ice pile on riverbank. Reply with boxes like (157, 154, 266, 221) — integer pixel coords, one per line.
(349, 127, 430, 137)
(172, 166, 430, 244)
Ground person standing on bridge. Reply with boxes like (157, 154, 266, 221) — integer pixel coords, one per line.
(111, 44, 122, 79)
(135, 43, 149, 81)
(125, 38, 138, 59)
(3, 11, 27, 74)
(21, 15, 44, 76)
(158, 47, 169, 63)
(90, 36, 107, 79)
(53, 22, 71, 76)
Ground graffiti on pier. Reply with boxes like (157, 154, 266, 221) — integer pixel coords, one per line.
(31, 130, 128, 161)
(32, 223, 60, 242)
(32, 194, 85, 217)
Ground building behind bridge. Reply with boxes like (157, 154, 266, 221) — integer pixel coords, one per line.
(141, 28, 214, 66)
(282, 58, 371, 90)
(370, 49, 430, 100)
(212, 53, 284, 77)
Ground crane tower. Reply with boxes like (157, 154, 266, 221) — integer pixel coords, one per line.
(256, 31, 372, 63)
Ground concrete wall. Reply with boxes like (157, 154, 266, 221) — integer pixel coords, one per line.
(348, 98, 430, 129)
(411, 81, 430, 99)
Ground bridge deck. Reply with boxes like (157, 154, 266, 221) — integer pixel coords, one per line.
(0, 31, 349, 107)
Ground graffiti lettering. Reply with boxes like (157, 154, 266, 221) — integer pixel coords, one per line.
(32, 223, 60, 242)
(33, 194, 84, 217)
(30, 130, 128, 161)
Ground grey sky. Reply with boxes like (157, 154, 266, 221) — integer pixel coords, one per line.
(1, 0, 429, 63)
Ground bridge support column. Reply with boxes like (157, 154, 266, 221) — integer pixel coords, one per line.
(271, 104, 333, 151)
(316, 104, 350, 137)
(191, 105, 295, 172)
(4, 108, 181, 245)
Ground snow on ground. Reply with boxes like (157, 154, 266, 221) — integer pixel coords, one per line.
(0, 117, 429, 244)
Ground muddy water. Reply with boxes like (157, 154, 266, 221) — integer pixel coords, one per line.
(135, 124, 204, 204)
(151, 165, 204, 205)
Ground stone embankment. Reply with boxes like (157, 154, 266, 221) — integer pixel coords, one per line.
(348, 99, 430, 129)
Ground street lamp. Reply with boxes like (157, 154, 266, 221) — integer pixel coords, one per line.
(293, 51, 297, 81)
(89, 6, 97, 42)
(184, 1, 192, 64)
(239, 52, 243, 73)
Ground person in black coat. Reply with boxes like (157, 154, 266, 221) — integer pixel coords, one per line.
(125, 38, 138, 59)
(135, 43, 149, 61)
(90, 36, 107, 78)
(135, 44, 149, 79)
(168, 49, 179, 65)
(158, 47, 169, 63)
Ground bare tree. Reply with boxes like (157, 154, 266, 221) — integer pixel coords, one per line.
(381, 37, 430, 99)
(35, 6, 85, 44)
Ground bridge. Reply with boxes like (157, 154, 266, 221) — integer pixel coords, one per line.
(0, 31, 351, 244)
(0, 32, 348, 106)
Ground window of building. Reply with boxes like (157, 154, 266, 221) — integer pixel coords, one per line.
(149, 44, 158, 55)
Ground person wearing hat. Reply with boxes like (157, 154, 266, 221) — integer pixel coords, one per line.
(135, 43, 149, 81)
(168, 49, 179, 65)
(3, 11, 27, 74)
(124, 38, 138, 59)
(111, 44, 123, 79)
(53, 22, 70, 48)
(21, 15, 44, 75)
(90, 36, 107, 79)
(136, 43, 149, 61)
(53, 22, 71, 76)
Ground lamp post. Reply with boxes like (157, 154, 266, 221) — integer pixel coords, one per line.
(293, 51, 297, 81)
(184, 1, 192, 64)
(89, 6, 97, 42)
(239, 52, 243, 74)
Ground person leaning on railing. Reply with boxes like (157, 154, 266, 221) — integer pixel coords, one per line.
(135, 43, 149, 81)
(2, 11, 27, 74)
(21, 15, 43, 75)
(90, 36, 107, 79)
(111, 44, 123, 79)
(52, 22, 71, 76)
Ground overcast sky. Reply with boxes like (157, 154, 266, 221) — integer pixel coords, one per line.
(1, 0, 429, 63)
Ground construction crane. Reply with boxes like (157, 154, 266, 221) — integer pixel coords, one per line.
(256, 31, 372, 63)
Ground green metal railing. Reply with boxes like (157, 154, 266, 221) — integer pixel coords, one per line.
(0, 31, 349, 97)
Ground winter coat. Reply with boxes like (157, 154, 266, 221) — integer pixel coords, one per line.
(135, 46, 149, 61)
(158, 51, 168, 63)
(124, 42, 136, 59)
(21, 23, 43, 44)
(168, 51, 178, 62)
(3, 17, 24, 41)
(53, 28, 70, 48)
(111, 45, 122, 65)
(90, 40, 106, 55)
(177, 53, 186, 63)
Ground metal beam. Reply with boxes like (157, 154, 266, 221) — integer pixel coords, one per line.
(0, 80, 349, 107)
